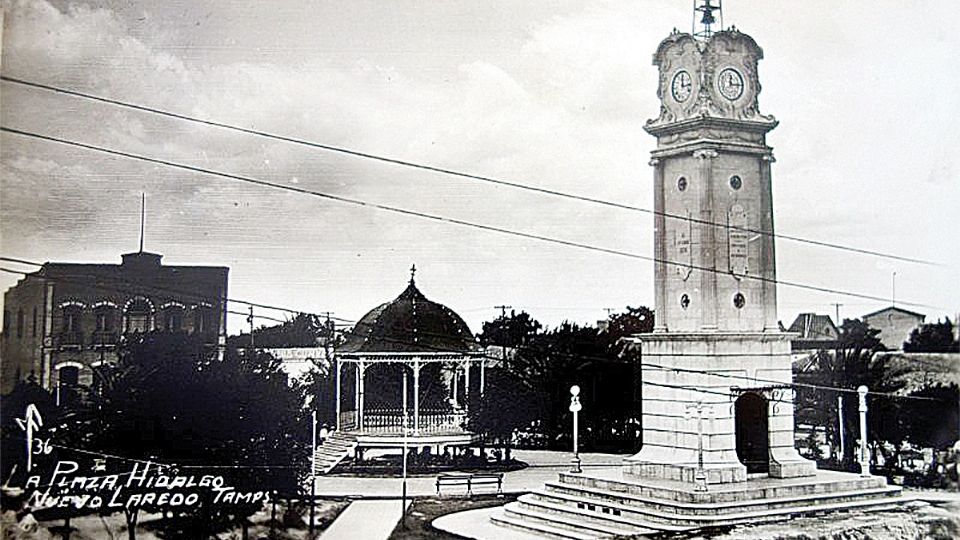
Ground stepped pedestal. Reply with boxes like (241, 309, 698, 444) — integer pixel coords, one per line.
(491, 467, 902, 540)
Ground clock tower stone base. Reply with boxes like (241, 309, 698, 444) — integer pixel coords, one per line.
(623, 331, 816, 485)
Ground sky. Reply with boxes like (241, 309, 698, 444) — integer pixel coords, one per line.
(1, 0, 958, 336)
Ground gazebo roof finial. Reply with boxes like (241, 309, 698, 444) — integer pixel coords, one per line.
(409, 263, 417, 285)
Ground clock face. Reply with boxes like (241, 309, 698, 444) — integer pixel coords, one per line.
(717, 68, 744, 100)
(671, 70, 692, 103)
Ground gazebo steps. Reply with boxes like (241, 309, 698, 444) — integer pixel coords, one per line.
(313, 432, 358, 475)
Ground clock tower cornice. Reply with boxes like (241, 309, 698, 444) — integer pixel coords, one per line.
(646, 115, 776, 159)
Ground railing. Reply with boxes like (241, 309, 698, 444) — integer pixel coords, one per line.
(358, 408, 467, 435)
(339, 410, 357, 431)
(57, 331, 84, 348)
(90, 331, 119, 347)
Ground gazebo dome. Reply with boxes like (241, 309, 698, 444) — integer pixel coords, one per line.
(339, 274, 478, 354)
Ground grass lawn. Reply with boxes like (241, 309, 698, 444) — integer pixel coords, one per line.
(388, 494, 517, 540)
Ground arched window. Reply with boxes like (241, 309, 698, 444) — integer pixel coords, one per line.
(125, 298, 152, 334)
(94, 306, 116, 332)
(59, 365, 79, 386)
(57, 363, 82, 407)
(193, 306, 213, 335)
(61, 305, 83, 345)
(162, 307, 185, 332)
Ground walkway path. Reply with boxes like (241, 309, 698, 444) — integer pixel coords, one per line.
(312, 449, 626, 498)
(320, 499, 411, 540)
(312, 450, 626, 540)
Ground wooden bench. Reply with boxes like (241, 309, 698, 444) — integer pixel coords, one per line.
(436, 472, 503, 497)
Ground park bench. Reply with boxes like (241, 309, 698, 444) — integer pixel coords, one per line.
(435, 472, 503, 497)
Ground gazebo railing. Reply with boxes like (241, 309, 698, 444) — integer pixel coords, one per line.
(343, 408, 466, 434)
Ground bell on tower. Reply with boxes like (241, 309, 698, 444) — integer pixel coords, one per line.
(693, 0, 723, 39)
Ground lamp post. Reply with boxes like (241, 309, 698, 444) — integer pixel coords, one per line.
(401, 371, 409, 528)
(569, 385, 582, 473)
(685, 401, 710, 492)
(309, 410, 317, 534)
(857, 385, 870, 477)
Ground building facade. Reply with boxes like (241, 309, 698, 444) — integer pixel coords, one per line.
(787, 312, 840, 351)
(1, 251, 228, 396)
(862, 306, 925, 350)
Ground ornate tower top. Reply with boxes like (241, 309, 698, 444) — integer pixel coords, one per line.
(646, 27, 775, 156)
(693, 0, 723, 39)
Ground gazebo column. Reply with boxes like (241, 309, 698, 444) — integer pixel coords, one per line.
(452, 364, 459, 408)
(413, 359, 421, 435)
(335, 358, 342, 430)
(464, 359, 471, 405)
(358, 361, 367, 431)
(480, 358, 485, 396)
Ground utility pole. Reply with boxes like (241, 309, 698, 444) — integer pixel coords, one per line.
(831, 303, 843, 326)
(247, 306, 255, 354)
(892, 272, 897, 307)
(493, 305, 512, 369)
(139, 193, 146, 253)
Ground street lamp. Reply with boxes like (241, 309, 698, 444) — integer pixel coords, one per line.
(685, 401, 710, 492)
(309, 410, 317, 534)
(857, 385, 870, 477)
(569, 385, 582, 473)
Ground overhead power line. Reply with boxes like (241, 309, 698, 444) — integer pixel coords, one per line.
(0, 75, 941, 268)
(1, 263, 940, 404)
(0, 126, 942, 311)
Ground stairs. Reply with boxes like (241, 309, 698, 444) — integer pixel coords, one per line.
(491, 469, 903, 539)
(313, 431, 358, 475)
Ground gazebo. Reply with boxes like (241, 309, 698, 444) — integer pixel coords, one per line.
(314, 268, 487, 473)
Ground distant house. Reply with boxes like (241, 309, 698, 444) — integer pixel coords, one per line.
(786, 313, 840, 352)
(862, 306, 926, 350)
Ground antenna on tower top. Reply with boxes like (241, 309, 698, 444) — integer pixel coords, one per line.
(693, 0, 723, 39)
(139, 193, 145, 253)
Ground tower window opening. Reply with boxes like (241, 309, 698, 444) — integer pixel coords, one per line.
(680, 294, 691, 309)
(729, 175, 742, 190)
(733, 292, 746, 309)
(677, 176, 688, 191)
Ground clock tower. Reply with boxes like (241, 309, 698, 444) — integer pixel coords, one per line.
(625, 12, 816, 484)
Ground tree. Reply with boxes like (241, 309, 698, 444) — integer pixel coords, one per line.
(69, 333, 310, 537)
(904, 318, 960, 353)
(794, 319, 902, 468)
(478, 310, 542, 348)
(465, 367, 539, 460)
(226, 312, 334, 349)
(602, 306, 655, 348)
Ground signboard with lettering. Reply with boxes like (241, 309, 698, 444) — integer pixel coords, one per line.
(674, 211, 694, 281)
(728, 204, 750, 277)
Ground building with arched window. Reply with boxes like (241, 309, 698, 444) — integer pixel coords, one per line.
(1, 251, 228, 396)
